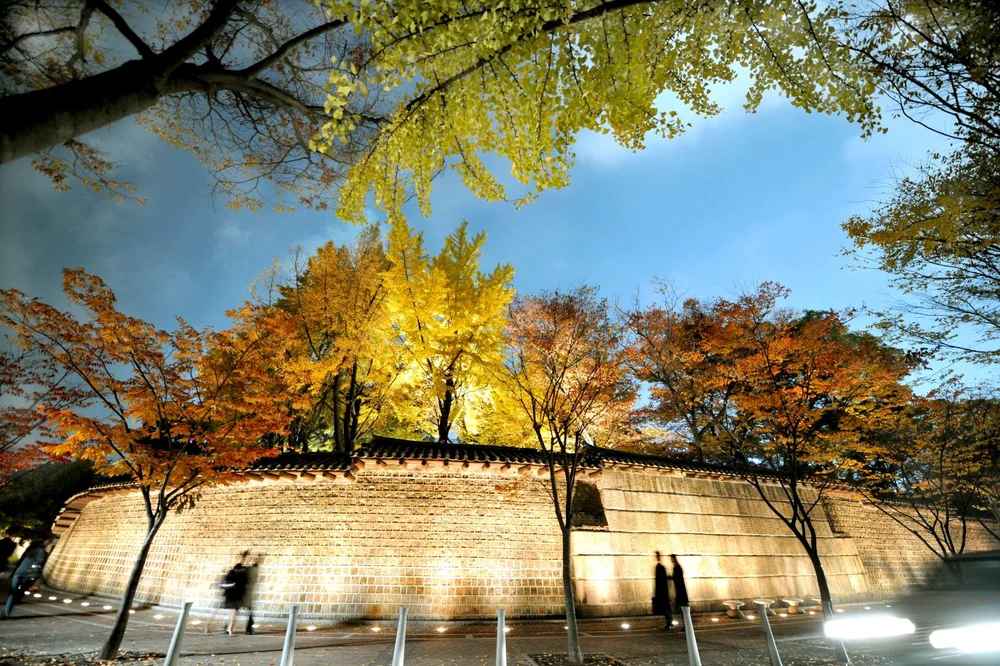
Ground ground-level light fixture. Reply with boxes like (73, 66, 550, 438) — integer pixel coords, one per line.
(711, 617, 720, 622)
(436, 627, 447, 633)
(32, 593, 41, 598)
(80, 602, 90, 607)
(864, 606, 871, 610)
(63, 599, 72, 604)
(779, 613, 787, 618)
(103, 605, 113, 610)
(370, 626, 381, 632)
(305, 625, 317, 631)
(128, 609, 135, 614)
(808, 611, 816, 615)
(48, 596, 57, 601)
(504, 626, 511, 633)
(747, 615, 756, 620)
(153, 614, 164, 620)
(621, 623, 630, 630)
(672, 620, 679, 626)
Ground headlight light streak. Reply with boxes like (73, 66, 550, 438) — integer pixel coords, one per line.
(824, 614, 916, 640)
(929, 622, 1000, 654)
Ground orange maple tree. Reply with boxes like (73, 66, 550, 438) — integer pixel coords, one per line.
(0, 334, 87, 492)
(713, 285, 912, 635)
(504, 287, 636, 664)
(0, 269, 293, 659)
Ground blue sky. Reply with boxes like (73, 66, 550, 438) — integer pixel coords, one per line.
(0, 83, 964, 382)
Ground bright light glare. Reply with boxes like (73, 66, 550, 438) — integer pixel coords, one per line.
(306, 625, 316, 631)
(864, 606, 871, 610)
(621, 623, 630, 629)
(711, 617, 720, 622)
(824, 614, 915, 640)
(835, 609, 844, 613)
(32, 593, 41, 598)
(930, 622, 1000, 654)
(80, 602, 90, 607)
(370, 626, 381, 632)
(191, 619, 202, 625)
(436, 627, 447, 633)
(671, 620, 679, 626)
(48, 596, 57, 601)
(102, 605, 113, 610)
(153, 614, 164, 620)
(808, 611, 816, 616)
(778, 613, 787, 618)
(504, 626, 511, 633)
(128, 609, 135, 614)
(747, 615, 756, 620)
(63, 599, 72, 604)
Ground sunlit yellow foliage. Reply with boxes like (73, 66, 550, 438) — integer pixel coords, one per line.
(314, 0, 881, 224)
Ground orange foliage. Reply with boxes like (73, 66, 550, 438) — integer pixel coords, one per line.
(0, 269, 294, 508)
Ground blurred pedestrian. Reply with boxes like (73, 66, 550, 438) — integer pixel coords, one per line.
(670, 554, 689, 610)
(243, 554, 262, 635)
(221, 551, 250, 635)
(1, 538, 49, 620)
(652, 551, 673, 630)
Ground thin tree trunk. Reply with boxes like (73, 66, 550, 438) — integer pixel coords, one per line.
(332, 372, 343, 453)
(98, 514, 165, 659)
(562, 527, 583, 664)
(803, 537, 850, 664)
(437, 377, 455, 443)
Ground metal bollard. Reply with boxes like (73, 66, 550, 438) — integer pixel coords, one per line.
(496, 607, 507, 666)
(823, 600, 851, 664)
(680, 606, 702, 666)
(279, 605, 299, 666)
(391, 605, 408, 666)
(162, 601, 192, 666)
(756, 601, 783, 666)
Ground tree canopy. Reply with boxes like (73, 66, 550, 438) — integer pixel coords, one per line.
(1, 0, 881, 214)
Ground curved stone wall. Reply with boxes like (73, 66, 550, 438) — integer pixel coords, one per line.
(43, 460, 999, 622)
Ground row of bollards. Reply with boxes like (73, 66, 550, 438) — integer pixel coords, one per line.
(160, 601, 845, 666)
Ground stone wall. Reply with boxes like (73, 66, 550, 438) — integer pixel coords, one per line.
(573, 469, 867, 617)
(44, 463, 999, 622)
(822, 496, 1000, 599)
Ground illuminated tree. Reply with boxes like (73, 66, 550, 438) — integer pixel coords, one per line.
(0, 269, 293, 659)
(387, 220, 514, 443)
(504, 287, 636, 664)
(627, 282, 735, 462)
(267, 225, 403, 452)
(708, 285, 911, 646)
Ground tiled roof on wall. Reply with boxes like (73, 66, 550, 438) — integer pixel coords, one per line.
(249, 435, 743, 475)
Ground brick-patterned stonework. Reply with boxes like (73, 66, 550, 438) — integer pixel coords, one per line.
(44, 455, 999, 623)
(822, 496, 999, 599)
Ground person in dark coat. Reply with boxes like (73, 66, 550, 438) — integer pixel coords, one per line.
(653, 551, 673, 630)
(670, 554, 689, 610)
(1, 539, 49, 620)
(222, 551, 250, 635)
(243, 555, 262, 635)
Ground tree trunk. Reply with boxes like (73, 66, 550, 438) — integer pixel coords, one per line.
(0, 60, 165, 165)
(97, 515, 165, 659)
(332, 372, 343, 453)
(437, 377, 455, 443)
(562, 527, 584, 664)
(804, 540, 851, 664)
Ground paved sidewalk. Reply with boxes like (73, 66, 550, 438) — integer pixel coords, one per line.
(0, 580, 896, 666)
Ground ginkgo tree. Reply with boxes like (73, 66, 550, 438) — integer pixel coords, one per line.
(0, 269, 294, 659)
(387, 219, 514, 443)
(265, 225, 405, 453)
(317, 0, 882, 224)
(1, 1, 881, 213)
